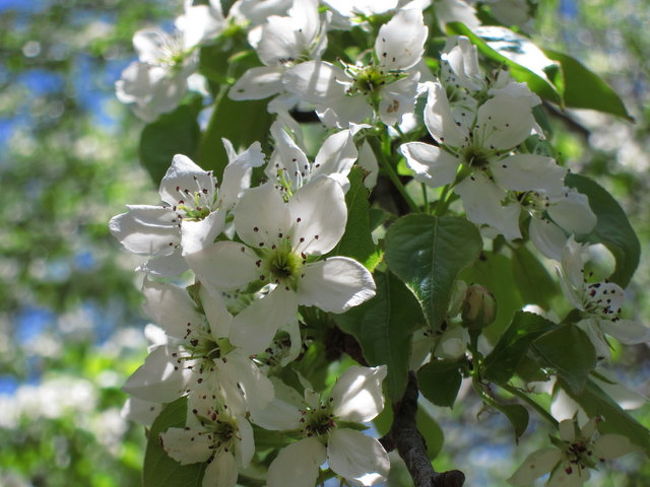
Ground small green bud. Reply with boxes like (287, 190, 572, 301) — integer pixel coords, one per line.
(461, 284, 497, 330)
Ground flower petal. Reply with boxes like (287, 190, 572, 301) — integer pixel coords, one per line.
(283, 61, 348, 105)
(235, 417, 255, 467)
(267, 437, 327, 487)
(123, 346, 187, 403)
(181, 209, 226, 257)
(599, 319, 650, 345)
(288, 177, 348, 255)
(142, 279, 203, 338)
(312, 129, 358, 183)
(331, 365, 387, 422)
(160, 427, 213, 465)
(298, 258, 376, 313)
(221, 349, 275, 412)
(229, 66, 285, 101)
(491, 154, 566, 195)
(476, 95, 535, 150)
(547, 463, 590, 487)
(199, 284, 233, 339)
(234, 183, 291, 249)
(423, 81, 468, 147)
(593, 434, 639, 460)
(375, 8, 427, 71)
(202, 451, 238, 487)
(109, 205, 178, 256)
(400, 142, 459, 187)
(327, 429, 390, 486)
(159, 154, 215, 207)
(507, 447, 562, 486)
(548, 190, 597, 235)
(229, 287, 298, 354)
(187, 240, 259, 290)
(529, 216, 568, 261)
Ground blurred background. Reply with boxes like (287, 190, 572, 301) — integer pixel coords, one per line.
(0, 0, 647, 486)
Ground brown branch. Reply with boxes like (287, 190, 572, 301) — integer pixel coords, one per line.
(380, 373, 465, 487)
(542, 101, 591, 140)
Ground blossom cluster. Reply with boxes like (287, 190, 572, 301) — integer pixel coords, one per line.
(112, 0, 648, 485)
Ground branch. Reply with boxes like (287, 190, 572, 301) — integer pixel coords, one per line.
(380, 373, 465, 487)
(542, 101, 591, 139)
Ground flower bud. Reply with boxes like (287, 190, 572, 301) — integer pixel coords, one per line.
(461, 284, 496, 330)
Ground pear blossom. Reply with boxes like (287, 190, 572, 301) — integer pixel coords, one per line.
(229, 0, 292, 26)
(509, 417, 639, 487)
(266, 121, 358, 193)
(557, 238, 650, 357)
(433, 0, 480, 31)
(109, 144, 263, 277)
(160, 398, 254, 487)
(283, 8, 428, 126)
(186, 178, 376, 354)
(400, 80, 566, 239)
(263, 366, 390, 487)
(123, 279, 274, 413)
(229, 0, 328, 110)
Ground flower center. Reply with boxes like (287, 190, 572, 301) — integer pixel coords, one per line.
(301, 403, 336, 438)
(462, 146, 491, 168)
(262, 239, 303, 287)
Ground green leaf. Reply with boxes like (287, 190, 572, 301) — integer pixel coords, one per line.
(332, 167, 382, 270)
(335, 271, 424, 401)
(416, 407, 444, 459)
(445, 22, 561, 104)
(482, 311, 556, 384)
(417, 360, 463, 408)
(494, 403, 529, 440)
(566, 174, 641, 287)
(143, 397, 206, 487)
(139, 103, 201, 184)
(531, 325, 596, 393)
(198, 96, 273, 180)
(385, 214, 482, 329)
(559, 378, 650, 455)
(543, 49, 633, 120)
(460, 252, 523, 342)
(511, 246, 557, 309)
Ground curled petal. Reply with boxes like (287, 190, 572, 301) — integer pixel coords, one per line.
(508, 447, 562, 486)
(327, 429, 390, 486)
(160, 427, 213, 465)
(400, 142, 459, 187)
(330, 365, 387, 423)
(267, 437, 327, 487)
(202, 451, 238, 487)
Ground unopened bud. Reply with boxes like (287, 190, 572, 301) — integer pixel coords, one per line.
(461, 284, 496, 330)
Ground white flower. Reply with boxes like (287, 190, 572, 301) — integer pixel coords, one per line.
(160, 399, 254, 487)
(509, 417, 638, 487)
(185, 178, 376, 354)
(266, 121, 358, 193)
(229, 0, 327, 108)
(283, 8, 428, 127)
(433, 0, 480, 31)
(229, 0, 292, 26)
(175, 0, 225, 50)
(400, 81, 564, 239)
(556, 238, 650, 357)
(109, 145, 263, 276)
(264, 366, 390, 487)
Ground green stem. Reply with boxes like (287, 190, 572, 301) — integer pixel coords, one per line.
(501, 383, 559, 428)
(369, 136, 419, 213)
(421, 183, 430, 213)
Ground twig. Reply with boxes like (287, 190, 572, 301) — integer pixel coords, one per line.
(380, 373, 466, 487)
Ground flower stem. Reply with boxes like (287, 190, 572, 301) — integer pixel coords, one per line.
(501, 383, 559, 428)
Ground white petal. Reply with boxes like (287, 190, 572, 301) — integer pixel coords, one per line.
(491, 154, 566, 195)
(529, 217, 567, 261)
(442, 36, 483, 91)
(599, 319, 650, 345)
(199, 284, 233, 339)
(400, 142, 459, 187)
(267, 121, 308, 189)
(435, 0, 481, 30)
(288, 177, 348, 255)
(378, 71, 420, 126)
(137, 250, 189, 277)
(202, 451, 238, 487)
(121, 397, 162, 426)
(593, 434, 639, 459)
(133, 29, 168, 64)
(160, 427, 213, 465)
(234, 183, 291, 249)
(177, 3, 225, 50)
(507, 447, 562, 486)
(375, 8, 427, 71)
(298, 258, 376, 313)
(159, 154, 215, 207)
(235, 417, 255, 467)
(283, 61, 349, 105)
(116, 62, 156, 103)
(476, 95, 535, 150)
(423, 81, 468, 147)
(221, 350, 275, 412)
(313, 130, 358, 183)
(109, 205, 178, 256)
(267, 438, 327, 487)
(249, 390, 302, 431)
(327, 429, 390, 486)
(358, 140, 379, 190)
(188, 240, 259, 290)
(558, 419, 577, 442)
(229, 287, 298, 354)
(220, 141, 265, 209)
(123, 346, 187, 403)
(229, 66, 285, 100)
(331, 365, 387, 422)
(547, 463, 590, 487)
(181, 210, 226, 257)
(257, 7, 317, 66)
(316, 93, 373, 128)
(455, 172, 519, 237)
(142, 279, 203, 339)
(548, 190, 597, 235)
